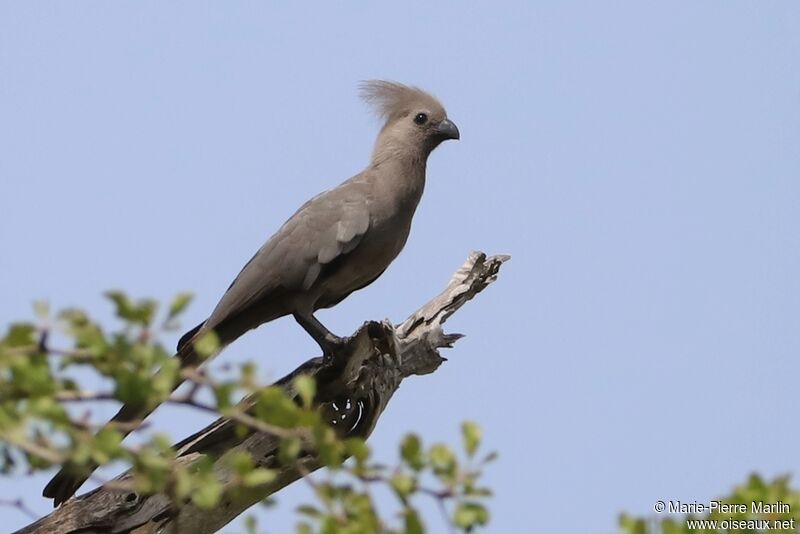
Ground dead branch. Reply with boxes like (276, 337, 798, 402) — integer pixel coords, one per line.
(16, 251, 509, 534)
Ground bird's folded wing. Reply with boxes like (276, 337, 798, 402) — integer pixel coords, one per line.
(204, 188, 371, 329)
(300, 196, 371, 290)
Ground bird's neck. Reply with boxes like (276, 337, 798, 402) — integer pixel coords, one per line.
(372, 128, 428, 168)
(368, 152, 427, 207)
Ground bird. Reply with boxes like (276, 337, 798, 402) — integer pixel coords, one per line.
(43, 80, 460, 506)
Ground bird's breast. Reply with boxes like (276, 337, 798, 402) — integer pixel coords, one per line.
(312, 204, 415, 309)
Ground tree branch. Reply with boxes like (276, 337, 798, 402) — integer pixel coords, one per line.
(16, 251, 509, 534)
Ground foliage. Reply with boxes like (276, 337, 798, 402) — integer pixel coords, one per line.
(0, 293, 494, 532)
(620, 474, 800, 534)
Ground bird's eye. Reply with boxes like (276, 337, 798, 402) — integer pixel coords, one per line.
(414, 113, 428, 125)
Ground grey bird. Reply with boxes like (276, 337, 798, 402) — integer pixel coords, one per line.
(43, 80, 460, 505)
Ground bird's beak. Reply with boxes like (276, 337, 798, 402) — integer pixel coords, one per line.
(436, 118, 460, 140)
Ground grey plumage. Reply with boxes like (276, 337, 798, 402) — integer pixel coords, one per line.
(43, 80, 459, 505)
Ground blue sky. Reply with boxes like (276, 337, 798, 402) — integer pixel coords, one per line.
(2, 2, 799, 532)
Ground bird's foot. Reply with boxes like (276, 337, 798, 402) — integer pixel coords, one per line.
(320, 334, 349, 363)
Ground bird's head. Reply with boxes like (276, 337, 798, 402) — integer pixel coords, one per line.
(361, 80, 459, 164)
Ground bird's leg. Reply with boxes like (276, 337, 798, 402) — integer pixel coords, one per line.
(293, 312, 347, 360)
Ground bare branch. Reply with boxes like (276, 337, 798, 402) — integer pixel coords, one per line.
(0, 499, 39, 521)
(16, 252, 509, 534)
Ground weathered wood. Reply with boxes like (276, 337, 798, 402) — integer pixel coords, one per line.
(17, 251, 509, 534)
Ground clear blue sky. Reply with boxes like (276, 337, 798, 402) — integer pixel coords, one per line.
(2, 2, 799, 532)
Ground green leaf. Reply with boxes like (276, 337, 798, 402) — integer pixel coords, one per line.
(464, 486, 493, 497)
(150, 356, 179, 402)
(344, 438, 370, 468)
(294, 375, 316, 408)
(5, 323, 37, 347)
(255, 386, 301, 428)
(391, 473, 416, 499)
(297, 505, 322, 518)
(227, 451, 255, 475)
(429, 444, 456, 477)
(191, 477, 223, 509)
(173, 466, 193, 500)
(193, 331, 220, 358)
(279, 436, 302, 465)
(240, 361, 257, 389)
(167, 292, 193, 321)
(400, 433, 425, 471)
(132, 445, 173, 494)
(461, 421, 482, 457)
(404, 507, 425, 534)
(618, 514, 648, 534)
(33, 300, 49, 321)
(9, 354, 55, 396)
(104, 291, 158, 326)
(213, 381, 236, 411)
(316, 428, 344, 468)
(453, 501, 490, 529)
(188, 458, 224, 509)
(114, 373, 153, 407)
(242, 468, 277, 487)
(90, 427, 124, 464)
(105, 291, 135, 320)
(58, 310, 106, 355)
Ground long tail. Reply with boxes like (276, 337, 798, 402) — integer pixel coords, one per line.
(42, 322, 206, 506)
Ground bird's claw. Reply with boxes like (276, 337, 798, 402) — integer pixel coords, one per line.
(321, 335, 349, 363)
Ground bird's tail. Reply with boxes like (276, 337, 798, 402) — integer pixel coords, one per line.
(177, 321, 203, 353)
(42, 323, 207, 506)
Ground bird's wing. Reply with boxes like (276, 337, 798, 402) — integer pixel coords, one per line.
(295, 193, 372, 291)
(204, 181, 371, 330)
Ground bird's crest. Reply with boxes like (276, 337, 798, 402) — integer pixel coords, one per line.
(359, 80, 444, 121)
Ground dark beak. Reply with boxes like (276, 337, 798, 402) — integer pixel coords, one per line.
(436, 118, 460, 140)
